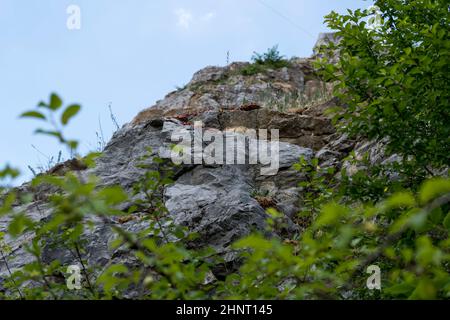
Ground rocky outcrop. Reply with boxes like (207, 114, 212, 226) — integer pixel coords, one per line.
(1, 33, 358, 287)
(132, 60, 333, 128)
(0, 118, 314, 283)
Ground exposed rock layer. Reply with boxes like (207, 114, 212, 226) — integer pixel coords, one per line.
(1, 33, 358, 287)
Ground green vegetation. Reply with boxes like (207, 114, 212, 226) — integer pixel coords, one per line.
(1, 100, 449, 299)
(241, 45, 291, 76)
(0, 0, 449, 300)
(316, 0, 450, 172)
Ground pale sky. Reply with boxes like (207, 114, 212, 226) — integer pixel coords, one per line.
(0, 0, 371, 184)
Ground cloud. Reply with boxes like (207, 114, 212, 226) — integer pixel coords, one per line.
(174, 9, 216, 30)
(201, 12, 216, 22)
(174, 8, 193, 29)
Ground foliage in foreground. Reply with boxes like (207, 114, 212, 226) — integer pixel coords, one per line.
(0, 92, 448, 300)
(0, 0, 449, 300)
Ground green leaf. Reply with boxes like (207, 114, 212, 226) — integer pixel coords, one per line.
(429, 207, 443, 225)
(443, 212, 450, 231)
(233, 235, 272, 251)
(84, 152, 101, 168)
(419, 178, 450, 204)
(416, 236, 442, 266)
(409, 210, 428, 230)
(0, 165, 20, 179)
(97, 186, 128, 205)
(49, 93, 63, 110)
(34, 129, 64, 142)
(385, 192, 416, 209)
(61, 104, 81, 125)
(38, 101, 48, 108)
(20, 111, 46, 121)
(385, 283, 415, 297)
(266, 208, 282, 218)
(409, 279, 437, 300)
(316, 203, 348, 227)
(8, 214, 33, 237)
(67, 140, 79, 150)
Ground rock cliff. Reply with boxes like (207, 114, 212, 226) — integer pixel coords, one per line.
(1, 33, 370, 288)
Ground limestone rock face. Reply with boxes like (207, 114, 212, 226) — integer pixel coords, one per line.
(132, 58, 332, 128)
(2, 33, 370, 288)
(0, 118, 314, 283)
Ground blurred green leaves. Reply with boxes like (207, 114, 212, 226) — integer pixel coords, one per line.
(61, 104, 81, 125)
(419, 178, 450, 205)
(21, 93, 81, 151)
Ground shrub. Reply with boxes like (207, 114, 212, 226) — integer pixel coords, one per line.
(241, 45, 291, 76)
(316, 0, 450, 171)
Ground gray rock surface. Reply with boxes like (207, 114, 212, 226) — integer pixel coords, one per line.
(0, 33, 360, 291)
(0, 117, 314, 283)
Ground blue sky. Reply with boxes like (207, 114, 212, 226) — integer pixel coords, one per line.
(0, 0, 370, 184)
